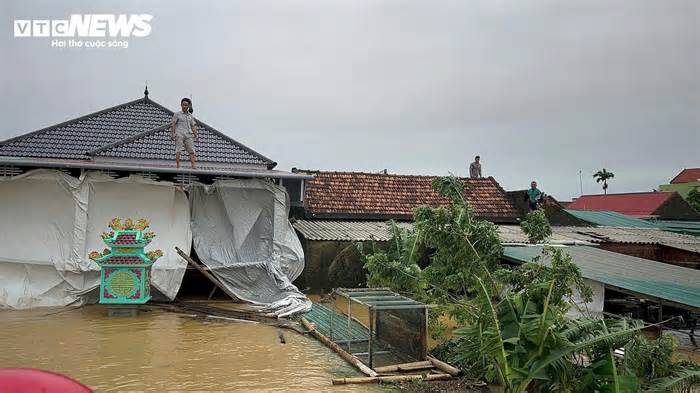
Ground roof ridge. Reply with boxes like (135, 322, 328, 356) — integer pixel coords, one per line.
(578, 191, 674, 197)
(294, 168, 496, 181)
(0, 97, 148, 147)
(146, 99, 276, 169)
(86, 123, 170, 156)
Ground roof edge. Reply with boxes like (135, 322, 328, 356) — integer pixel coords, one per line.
(0, 156, 311, 179)
(306, 210, 518, 223)
(293, 168, 502, 181)
(670, 168, 700, 184)
(0, 97, 148, 147)
(146, 98, 277, 169)
(577, 191, 675, 198)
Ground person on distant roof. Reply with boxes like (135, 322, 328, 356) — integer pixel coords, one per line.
(526, 180, 543, 211)
(469, 155, 482, 178)
(170, 98, 198, 169)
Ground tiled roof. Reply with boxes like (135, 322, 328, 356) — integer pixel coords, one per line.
(88, 124, 271, 166)
(0, 96, 274, 168)
(566, 192, 674, 218)
(295, 170, 519, 222)
(670, 168, 700, 184)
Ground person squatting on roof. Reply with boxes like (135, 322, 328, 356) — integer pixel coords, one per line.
(170, 98, 198, 169)
(526, 180, 543, 211)
(469, 155, 482, 178)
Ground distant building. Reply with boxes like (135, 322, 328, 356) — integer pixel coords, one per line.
(660, 168, 700, 198)
(566, 191, 700, 220)
(287, 170, 519, 290)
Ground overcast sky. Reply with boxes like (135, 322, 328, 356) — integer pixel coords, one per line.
(1, 0, 698, 200)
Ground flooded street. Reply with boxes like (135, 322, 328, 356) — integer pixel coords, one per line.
(0, 305, 385, 392)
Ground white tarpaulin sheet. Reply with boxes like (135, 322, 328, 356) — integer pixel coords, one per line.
(189, 179, 311, 317)
(0, 169, 191, 309)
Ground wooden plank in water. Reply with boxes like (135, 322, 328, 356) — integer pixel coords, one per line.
(373, 360, 434, 374)
(301, 318, 379, 378)
(332, 373, 451, 385)
(174, 246, 241, 302)
(428, 356, 461, 376)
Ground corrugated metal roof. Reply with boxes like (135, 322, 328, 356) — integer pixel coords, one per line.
(652, 220, 700, 235)
(567, 192, 674, 218)
(565, 210, 700, 235)
(502, 245, 700, 310)
(565, 210, 658, 228)
(292, 219, 413, 241)
(292, 220, 700, 253)
(671, 168, 700, 184)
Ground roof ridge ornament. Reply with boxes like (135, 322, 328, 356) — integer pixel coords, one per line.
(144, 81, 149, 99)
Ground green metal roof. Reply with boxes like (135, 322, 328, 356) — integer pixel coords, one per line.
(565, 209, 700, 236)
(335, 287, 427, 310)
(503, 245, 700, 310)
(565, 210, 658, 228)
(649, 220, 700, 235)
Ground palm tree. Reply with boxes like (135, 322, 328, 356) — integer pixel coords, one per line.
(594, 168, 615, 194)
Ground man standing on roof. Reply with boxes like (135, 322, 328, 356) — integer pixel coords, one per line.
(526, 180, 543, 211)
(170, 98, 198, 169)
(469, 155, 482, 178)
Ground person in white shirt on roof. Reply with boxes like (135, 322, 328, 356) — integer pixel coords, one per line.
(170, 97, 198, 169)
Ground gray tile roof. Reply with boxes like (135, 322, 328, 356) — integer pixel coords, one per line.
(0, 96, 275, 168)
(88, 123, 272, 166)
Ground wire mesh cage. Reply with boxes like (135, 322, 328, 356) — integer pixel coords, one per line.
(318, 288, 429, 368)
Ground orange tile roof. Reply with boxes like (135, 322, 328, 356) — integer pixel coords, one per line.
(296, 170, 518, 222)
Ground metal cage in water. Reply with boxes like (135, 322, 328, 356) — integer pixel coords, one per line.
(329, 287, 429, 368)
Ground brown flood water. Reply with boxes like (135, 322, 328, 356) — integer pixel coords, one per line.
(0, 305, 387, 392)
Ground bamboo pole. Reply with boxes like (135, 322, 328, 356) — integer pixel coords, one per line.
(373, 360, 434, 373)
(332, 373, 451, 385)
(174, 246, 241, 302)
(428, 356, 461, 377)
(301, 318, 378, 377)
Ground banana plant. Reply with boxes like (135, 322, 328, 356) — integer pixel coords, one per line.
(455, 278, 651, 392)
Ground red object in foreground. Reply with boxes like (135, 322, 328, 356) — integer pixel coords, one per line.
(0, 368, 92, 393)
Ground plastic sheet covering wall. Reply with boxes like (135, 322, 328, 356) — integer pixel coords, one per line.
(0, 169, 191, 309)
(189, 179, 311, 317)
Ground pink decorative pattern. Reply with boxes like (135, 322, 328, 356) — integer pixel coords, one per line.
(104, 268, 116, 279)
(132, 269, 142, 280)
(130, 289, 141, 299)
(114, 233, 138, 245)
(103, 287, 115, 298)
(107, 256, 143, 264)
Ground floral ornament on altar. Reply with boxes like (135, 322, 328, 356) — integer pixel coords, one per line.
(108, 218, 122, 231)
(146, 250, 163, 262)
(89, 218, 161, 262)
(107, 217, 152, 231)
